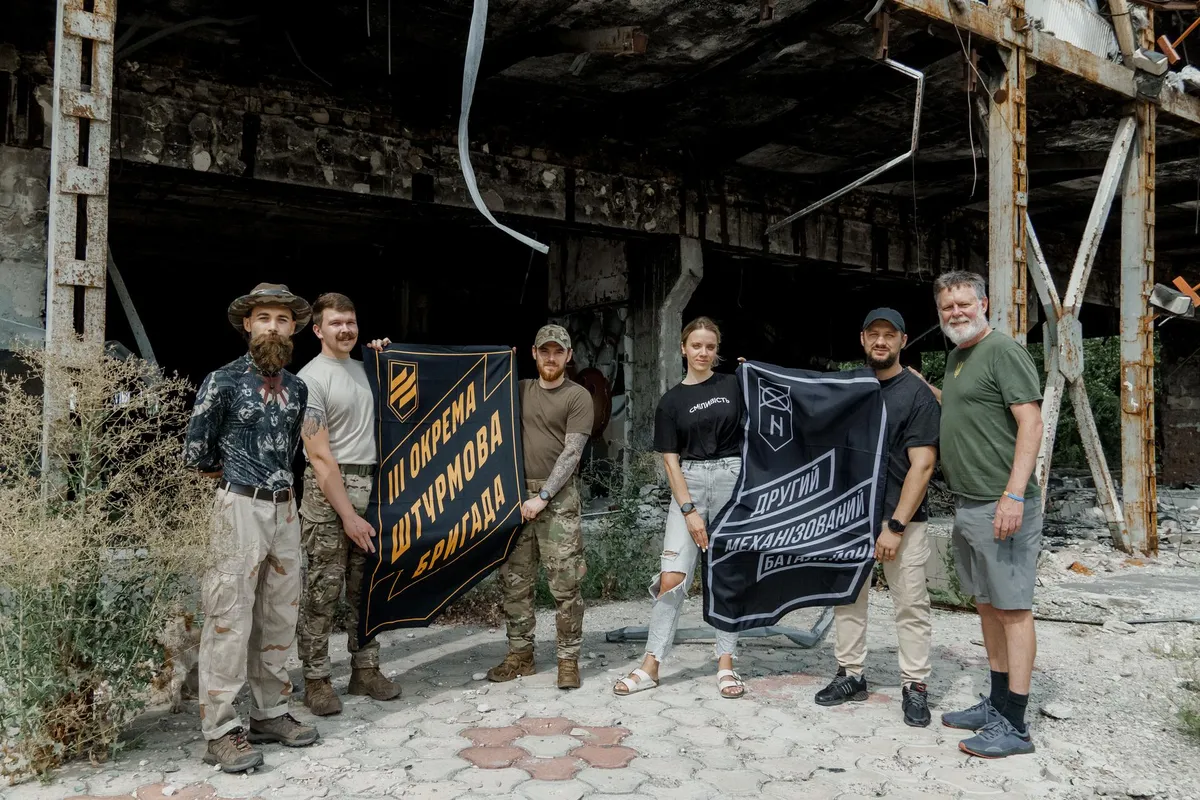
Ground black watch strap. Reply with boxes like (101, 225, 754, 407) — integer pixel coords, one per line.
(680, 501, 696, 514)
(888, 517, 906, 534)
(538, 489, 551, 502)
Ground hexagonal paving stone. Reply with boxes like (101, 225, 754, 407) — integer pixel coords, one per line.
(517, 717, 574, 736)
(513, 735, 581, 758)
(515, 755, 585, 781)
(568, 725, 631, 746)
(574, 765, 647, 793)
(459, 745, 528, 769)
(462, 725, 525, 746)
(518, 778, 589, 800)
(570, 744, 638, 769)
(458, 766, 533, 793)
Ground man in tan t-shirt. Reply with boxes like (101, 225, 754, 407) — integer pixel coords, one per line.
(296, 292, 401, 716)
(487, 324, 594, 689)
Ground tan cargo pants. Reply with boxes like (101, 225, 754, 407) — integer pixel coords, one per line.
(833, 521, 932, 685)
(198, 487, 302, 741)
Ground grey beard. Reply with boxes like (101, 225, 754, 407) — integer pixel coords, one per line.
(941, 314, 988, 345)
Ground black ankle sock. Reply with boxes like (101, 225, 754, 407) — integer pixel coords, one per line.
(1003, 691, 1029, 733)
(989, 670, 1009, 710)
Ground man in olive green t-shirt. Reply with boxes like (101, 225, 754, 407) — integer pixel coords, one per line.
(486, 324, 594, 690)
(915, 271, 1044, 760)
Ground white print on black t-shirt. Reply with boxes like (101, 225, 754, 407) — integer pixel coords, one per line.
(688, 396, 732, 414)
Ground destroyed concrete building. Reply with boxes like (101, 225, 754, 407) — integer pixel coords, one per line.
(2, 0, 1199, 554)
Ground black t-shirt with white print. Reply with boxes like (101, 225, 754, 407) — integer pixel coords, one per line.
(653, 372, 744, 461)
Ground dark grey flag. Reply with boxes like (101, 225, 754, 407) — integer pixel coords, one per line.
(703, 361, 888, 633)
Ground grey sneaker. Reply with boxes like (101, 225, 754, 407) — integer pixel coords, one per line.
(941, 694, 1003, 730)
(958, 717, 1035, 758)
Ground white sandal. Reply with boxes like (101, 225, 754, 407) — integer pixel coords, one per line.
(613, 668, 659, 695)
(717, 668, 745, 699)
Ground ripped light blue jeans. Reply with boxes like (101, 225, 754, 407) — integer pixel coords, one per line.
(645, 456, 740, 664)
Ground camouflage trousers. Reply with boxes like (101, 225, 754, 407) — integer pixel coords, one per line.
(297, 465, 378, 681)
(499, 478, 586, 660)
(198, 487, 301, 741)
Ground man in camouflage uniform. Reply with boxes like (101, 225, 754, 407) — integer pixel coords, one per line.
(183, 283, 319, 773)
(296, 292, 401, 715)
(487, 325, 594, 689)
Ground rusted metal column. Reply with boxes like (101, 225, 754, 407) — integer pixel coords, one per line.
(42, 0, 116, 474)
(1119, 84, 1159, 553)
(986, 0, 1029, 343)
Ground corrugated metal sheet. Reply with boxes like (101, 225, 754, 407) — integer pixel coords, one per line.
(1025, 0, 1121, 60)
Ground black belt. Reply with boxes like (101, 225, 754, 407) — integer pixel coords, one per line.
(340, 464, 376, 477)
(220, 480, 293, 504)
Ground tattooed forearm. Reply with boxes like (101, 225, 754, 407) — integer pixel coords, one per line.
(542, 433, 587, 498)
(301, 407, 327, 438)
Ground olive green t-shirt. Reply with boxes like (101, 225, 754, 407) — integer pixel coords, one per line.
(940, 331, 1042, 502)
(519, 378, 594, 480)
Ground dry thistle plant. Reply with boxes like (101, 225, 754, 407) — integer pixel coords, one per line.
(0, 344, 213, 783)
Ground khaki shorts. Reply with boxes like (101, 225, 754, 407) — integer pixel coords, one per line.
(951, 497, 1043, 610)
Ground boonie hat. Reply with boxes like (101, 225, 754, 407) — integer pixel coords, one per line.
(227, 283, 312, 333)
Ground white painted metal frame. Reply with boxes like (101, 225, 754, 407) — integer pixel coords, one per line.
(1026, 116, 1137, 547)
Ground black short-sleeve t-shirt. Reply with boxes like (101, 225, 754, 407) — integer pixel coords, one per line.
(653, 372, 744, 461)
(880, 369, 941, 522)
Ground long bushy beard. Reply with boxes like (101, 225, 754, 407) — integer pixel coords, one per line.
(941, 314, 989, 346)
(249, 332, 293, 374)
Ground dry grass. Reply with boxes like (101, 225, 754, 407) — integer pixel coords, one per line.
(0, 344, 213, 783)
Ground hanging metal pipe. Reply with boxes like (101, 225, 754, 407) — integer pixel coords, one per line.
(764, 58, 925, 234)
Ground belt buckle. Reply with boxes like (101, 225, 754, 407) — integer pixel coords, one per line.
(272, 487, 289, 503)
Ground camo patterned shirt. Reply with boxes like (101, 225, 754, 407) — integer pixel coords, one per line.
(182, 353, 308, 491)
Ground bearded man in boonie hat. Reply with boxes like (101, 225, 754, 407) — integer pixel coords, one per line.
(182, 282, 319, 773)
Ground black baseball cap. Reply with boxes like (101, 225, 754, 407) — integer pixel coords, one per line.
(862, 307, 906, 333)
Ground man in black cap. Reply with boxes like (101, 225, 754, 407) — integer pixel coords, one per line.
(183, 282, 320, 773)
(813, 308, 941, 727)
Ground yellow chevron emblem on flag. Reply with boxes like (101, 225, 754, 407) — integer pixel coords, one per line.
(388, 361, 419, 421)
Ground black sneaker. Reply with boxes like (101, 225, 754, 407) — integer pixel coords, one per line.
(814, 668, 868, 706)
(902, 682, 931, 727)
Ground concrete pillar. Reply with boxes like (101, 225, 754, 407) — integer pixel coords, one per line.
(628, 236, 703, 453)
(1161, 322, 1200, 487)
(0, 144, 50, 348)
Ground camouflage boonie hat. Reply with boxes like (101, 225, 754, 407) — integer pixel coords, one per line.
(534, 324, 571, 350)
(227, 283, 312, 333)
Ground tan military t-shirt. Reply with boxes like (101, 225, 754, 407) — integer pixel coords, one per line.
(519, 378, 594, 480)
(297, 354, 377, 466)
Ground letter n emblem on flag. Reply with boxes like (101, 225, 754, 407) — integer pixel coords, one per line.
(757, 379, 793, 452)
(388, 361, 419, 422)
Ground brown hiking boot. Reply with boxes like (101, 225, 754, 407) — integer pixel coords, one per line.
(202, 727, 264, 773)
(557, 658, 581, 690)
(348, 667, 402, 700)
(303, 677, 342, 716)
(486, 650, 535, 682)
(247, 712, 319, 747)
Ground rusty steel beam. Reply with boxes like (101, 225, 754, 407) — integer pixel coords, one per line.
(1119, 72, 1160, 552)
(987, 1, 1029, 343)
(891, 0, 1200, 128)
(43, 0, 117, 476)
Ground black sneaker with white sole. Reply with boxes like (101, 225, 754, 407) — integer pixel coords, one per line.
(902, 682, 931, 727)
(814, 668, 868, 706)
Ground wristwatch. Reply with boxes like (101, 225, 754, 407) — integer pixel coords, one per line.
(887, 518, 907, 534)
(538, 489, 551, 502)
(680, 502, 697, 515)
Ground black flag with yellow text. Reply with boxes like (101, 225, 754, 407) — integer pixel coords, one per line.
(359, 344, 525, 641)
